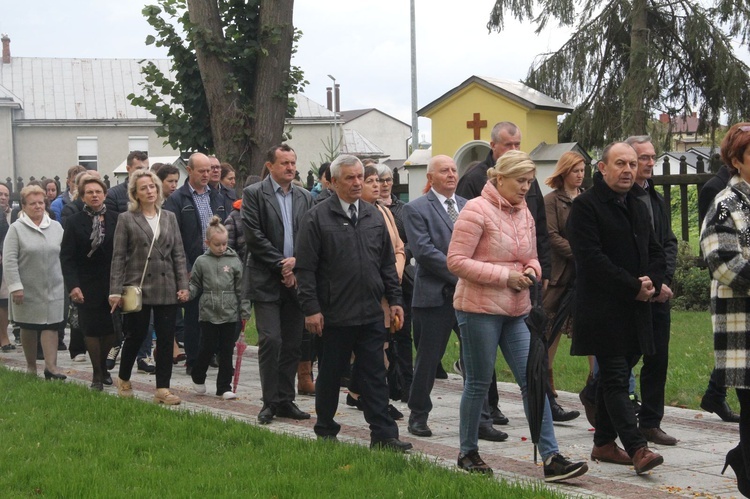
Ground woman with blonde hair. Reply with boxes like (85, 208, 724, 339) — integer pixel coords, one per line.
(3, 185, 66, 378)
(447, 150, 587, 481)
(542, 152, 586, 416)
(109, 170, 188, 404)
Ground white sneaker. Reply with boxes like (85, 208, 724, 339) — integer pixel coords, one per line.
(72, 354, 86, 362)
(221, 391, 237, 400)
(193, 382, 206, 395)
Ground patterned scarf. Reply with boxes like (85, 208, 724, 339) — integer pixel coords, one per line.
(83, 204, 106, 257)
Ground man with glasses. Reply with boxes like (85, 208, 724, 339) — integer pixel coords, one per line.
(625, 136, 679, 446)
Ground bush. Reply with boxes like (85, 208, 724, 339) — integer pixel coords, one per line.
(671, 241, 710, 311)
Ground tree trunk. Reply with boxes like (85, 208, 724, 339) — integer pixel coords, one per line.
(187, 0, 252, 168)
(249, 0, 295, 178)
(622, 0, 649, 137)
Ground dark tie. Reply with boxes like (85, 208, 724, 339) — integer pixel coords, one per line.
(348, 203, 358, 226)
(446, 198, 458, 223)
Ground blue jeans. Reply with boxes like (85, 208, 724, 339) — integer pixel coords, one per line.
(457, 311, 558, 459)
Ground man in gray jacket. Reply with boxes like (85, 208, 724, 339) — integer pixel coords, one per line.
(243, 144, 313, 424)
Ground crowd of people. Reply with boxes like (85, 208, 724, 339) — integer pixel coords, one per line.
(1, 121, 750, 493)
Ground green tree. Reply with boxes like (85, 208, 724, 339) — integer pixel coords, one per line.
(487, 0, 750, 149)
(129, 0, 306, 178)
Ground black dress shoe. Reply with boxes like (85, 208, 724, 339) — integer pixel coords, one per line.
(407, 421, 432, 437)
(317, 435, 339, 442)
(370, 438, 413, 452)
(435, 365, 448, 379)
(388, 404, 404, 420)
(276, 401, 311, 420)
(478, 426, 508, 442)
(346, 393, 363, 410)
(43, 369, 67, 381)
(90, 382, 104, 391)
(701, 396, 741, 423)
(258, 404, 275, 424)
(490, 407, 509, 425)
(550, 402, 580, 422)
(103, 373, 113, 386)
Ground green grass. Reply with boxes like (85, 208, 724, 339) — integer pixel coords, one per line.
(0, 368, 568, 498)
(440, 310, 736, 411)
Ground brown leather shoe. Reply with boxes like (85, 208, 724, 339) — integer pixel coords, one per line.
(591, 441, 631, 465)
(632, 446, 664, 474)
(640, 426, 678, 446)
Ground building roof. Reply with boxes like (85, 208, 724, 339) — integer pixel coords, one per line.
(0, 57, 173, 121)
(291, 94, 336, 121)
(340, 108, 410, 128)
(529, 142, 592, 163)
(418, 75, 574, 116)
(340, 129, 387, 158)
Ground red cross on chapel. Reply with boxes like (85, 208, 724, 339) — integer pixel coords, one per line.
(466, 113, 488, 140)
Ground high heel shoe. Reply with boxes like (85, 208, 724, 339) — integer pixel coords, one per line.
(43, 369, 67, 381)
(722, 445, 750, 497)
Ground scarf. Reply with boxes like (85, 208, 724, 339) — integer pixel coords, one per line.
(83, 204, 107, 257)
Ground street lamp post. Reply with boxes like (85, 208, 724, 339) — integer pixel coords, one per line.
(327, 74, 339, 156)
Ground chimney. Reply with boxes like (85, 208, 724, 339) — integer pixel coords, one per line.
(326, 87, 333, 111)
(334, 84, 340, 113)
(1, 35, 10, 64)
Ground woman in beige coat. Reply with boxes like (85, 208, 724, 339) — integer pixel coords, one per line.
(109, 170, 188, 405)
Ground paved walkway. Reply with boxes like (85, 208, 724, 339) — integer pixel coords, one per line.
(1, 340, 743, 498)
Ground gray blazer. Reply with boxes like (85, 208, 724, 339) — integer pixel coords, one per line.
(110, 209, 188, 306)
(403, 190, 467, 308)
(242, 176, 313, 301)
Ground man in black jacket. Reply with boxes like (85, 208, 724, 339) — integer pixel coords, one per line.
(164, 153, 229, 373)
(296, 155, 411, 451)
(569, 142, 666, 474)
(105, 151, 149, 213)
(626, 136, 679, 445)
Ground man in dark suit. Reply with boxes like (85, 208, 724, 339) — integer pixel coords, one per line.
(105, 151, 149, 214)
(296, 154, 411, 451)
(568, 142, 666, 474)
(626, 136, 679, 445)
(164, 153, 229, 373)
(242, 144, 313, 424)
(697, 164, 741, 422)
(403, 155, 507, 442)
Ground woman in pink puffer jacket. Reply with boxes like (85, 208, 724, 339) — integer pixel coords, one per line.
(447, 150, 587, 482)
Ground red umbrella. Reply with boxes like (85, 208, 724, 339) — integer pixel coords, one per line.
(233, 321, 248, 393)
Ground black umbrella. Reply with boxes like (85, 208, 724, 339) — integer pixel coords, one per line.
(525, 276, 548, 464)
(386, 337, 403, 401)
(547, 280, 576, 347)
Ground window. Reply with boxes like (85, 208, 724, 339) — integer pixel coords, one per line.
(129, 136, 149, 154)
(77, 137, 98, 170)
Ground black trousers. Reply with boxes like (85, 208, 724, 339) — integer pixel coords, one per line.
(119, 304, 178, 389)
(314, 321, 397, 441)
(409, 302, 456, 424)
(192, 321, 237, 395)
(736, 388, 750, 476)
(254, 286, 304, 407)
(639, 301, 671, 428)
(391, 288, 414, 399)
(594, 354, 648, 456)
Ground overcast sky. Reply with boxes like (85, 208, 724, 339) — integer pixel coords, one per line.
(0, 1, 577, 143)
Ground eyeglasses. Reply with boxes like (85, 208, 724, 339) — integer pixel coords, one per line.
(638, 155, 657, 162)
(210, 165, 221, 170)
(379, 178, 393, 184)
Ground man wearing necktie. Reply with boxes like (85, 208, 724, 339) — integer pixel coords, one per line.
(402, 155, 506, 441)
(296, 155, 411, 451)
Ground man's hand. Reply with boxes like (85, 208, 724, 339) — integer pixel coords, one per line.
(305, 313, 325, 336)
(389, 305, 404, 332)
(70, 287, 84, 304)
(280, 257, 296, 276)
(281, 273, 297, 288)
(177, 289, 189, 303)
(651, 283, 673, 303)
(635, 276, 655, 301)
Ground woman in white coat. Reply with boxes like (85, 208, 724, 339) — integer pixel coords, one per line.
(3, 185, 66, 379)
